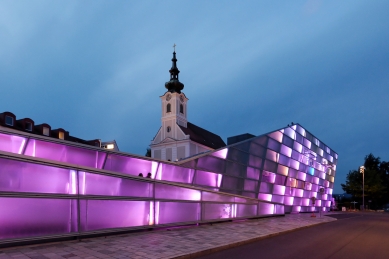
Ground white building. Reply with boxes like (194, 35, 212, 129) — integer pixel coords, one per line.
(150, 51, 225, 161)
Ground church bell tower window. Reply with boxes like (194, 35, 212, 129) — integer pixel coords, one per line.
(180, 104, 184, 114)
(167, 103, 171, 113)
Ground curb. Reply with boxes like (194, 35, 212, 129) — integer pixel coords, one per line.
(172, 218, 336, 259)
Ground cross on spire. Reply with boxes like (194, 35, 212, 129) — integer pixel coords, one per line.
(173, 43, 176, 52)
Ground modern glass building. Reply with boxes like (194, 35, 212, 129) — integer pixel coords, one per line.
(0, 122, 337, 244)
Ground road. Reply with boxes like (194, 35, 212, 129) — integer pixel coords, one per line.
(197, 212, 389, 259)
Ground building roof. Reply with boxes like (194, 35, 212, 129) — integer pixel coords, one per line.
(179, 122, 226, 149)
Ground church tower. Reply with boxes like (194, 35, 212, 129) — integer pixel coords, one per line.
(150, 46, 226, 161)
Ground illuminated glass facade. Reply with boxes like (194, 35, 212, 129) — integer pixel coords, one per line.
(0, 123, 336, 243)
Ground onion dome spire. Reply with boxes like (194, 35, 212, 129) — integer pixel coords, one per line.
(165, 44, 184, 93)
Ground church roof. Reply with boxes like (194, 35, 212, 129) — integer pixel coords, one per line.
(179, 122, 226, 149)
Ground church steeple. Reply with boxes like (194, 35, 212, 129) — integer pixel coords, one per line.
(165, 44, 184, 93)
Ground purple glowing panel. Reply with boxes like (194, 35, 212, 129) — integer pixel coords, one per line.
(155, 163, 194, 183)
(0, 158, 77, 194)
(196, 156, 225, 174)
(193, 170, 221, 188)
(24, 139, 106, 169)
(244, 179, 258, 192)
(272, 185, 285, 195)
(274, 204, 285, 214)
(278, 154, 290, 167)
(284, 196, 294, 206)
(211, 148, 228, 159)
(246, 167, 260, 180)
(0, 197, 77, 240)
(202, 203, 232, 220)
(280, 145, 292, 157)
(248, 155, 262, 169)
(79, 200, 150, 231)
(266, 150, 277, 162)
(294, 189, 304, 197)
(283, 127, 296, 140)
(257, 193, 272, 202)
(290, 159, 300, 170)
(0, 133, 26, 154)
(301, 198, 310, 206)
(79, 172, 153, 197)
(157, 202, 200, 225)
(271, 195, 284, 204)
(104, 154, 156, 177)
(258, 202, 274, 215)
(236, 204, 257, 218)
(202, 192, 234, 202)
(155, 184, 201, 201)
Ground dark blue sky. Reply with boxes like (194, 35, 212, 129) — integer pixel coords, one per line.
(1, 0, 388, 193)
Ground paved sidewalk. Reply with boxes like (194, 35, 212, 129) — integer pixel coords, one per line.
(0, 213, 337, 259)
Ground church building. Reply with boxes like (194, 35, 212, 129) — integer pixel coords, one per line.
(150, 49, 226, 161)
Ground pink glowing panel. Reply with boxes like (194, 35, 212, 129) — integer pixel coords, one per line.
(193, 170, 221, 188)
(294, 189, 304, 197)
(203, 203, 232, 220)
(277, 164, 289, 176)
(268, 131, 283, 143)
(284, 196, 294, 206)
(297, 171, 306, 181)
(310, 191, 317, 198)
(316, 200, 322, 206)
(236, 204, 257, 218)
(272, 185, 285, 195)
(295, 125, 305, 136)
(280, 145, 292, 157)
(79, 172, 153, 197)
(155, 184, 201, 201)
(301, 198, 310, 206)
(79, 200, 149, 231)
(305, 182, 312, 191)
(303, 139, 311, 149)
(0, 197, 77, 239)
(104, 154, 156, 177)
(211, 148, 228, 159)
(258, 193, 272, 202)
(312, 177, 319, 184)
(328, 188, 333, 195)
(293, 141, 302, 153)
(258, 202, 274, 215)
(244, 179, 258, 192)
(271, 195, 284, 204)
(319, 172, 326, 179)
(0, 158, 77, 194)
(155, 163, 194, 184)
(321, 194, 328, 200)
(202, 192, 234, 202)
(325, 201, 331, 207)
(24, 139, 106, 168)
(246, 167, 260, 180)
(157, 202, 200, 224)
(0, 133, 26, 154)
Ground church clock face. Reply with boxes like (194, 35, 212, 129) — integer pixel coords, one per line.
(180, 95, 184, 103)
(166, 94, 171, 101)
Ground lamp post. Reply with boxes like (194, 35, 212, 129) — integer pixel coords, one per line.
(359, 166, 365, 211)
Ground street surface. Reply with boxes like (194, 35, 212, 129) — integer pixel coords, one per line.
(197, 212, 389, 259)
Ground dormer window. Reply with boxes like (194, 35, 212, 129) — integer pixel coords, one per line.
(180, 104, 184, 114)
(43, 127, 50, 136)
(58, 131, 65, 140)
(25, 122, 32, 131)
(5, 116, 14, 126)
(167, 103, 171, 113)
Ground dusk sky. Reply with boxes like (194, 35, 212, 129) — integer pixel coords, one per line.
(1, 1, 388, 193)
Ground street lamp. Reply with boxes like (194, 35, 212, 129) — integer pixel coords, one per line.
(359, 166, 365, 211)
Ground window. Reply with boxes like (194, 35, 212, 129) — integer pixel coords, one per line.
(25, 122, 32, 131)
(43, 127, 50, 136)
(166, 103, 171, 113)
(5, 116, 13, 126)
(58, 131, 64, 140)
(180, 104, 184, 114)
(167, 126, 171, 132)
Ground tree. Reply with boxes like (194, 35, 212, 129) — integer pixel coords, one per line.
(341, 154, 388, 209)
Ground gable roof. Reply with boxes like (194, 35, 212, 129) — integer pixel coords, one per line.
(179, 122, 226, 149)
